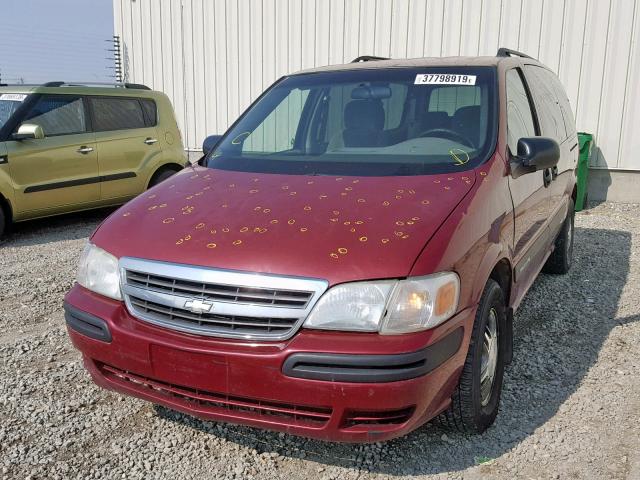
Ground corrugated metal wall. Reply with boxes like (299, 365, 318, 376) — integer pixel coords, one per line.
(114, 0, 640, 170)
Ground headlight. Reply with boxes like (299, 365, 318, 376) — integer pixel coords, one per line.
(76, 243, 122, 300)
(379, 273, 459, 334)
(303, 281, 395, 332)
(303, 273, 459, 334)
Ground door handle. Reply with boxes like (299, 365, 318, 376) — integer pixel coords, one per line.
(144, 137, 158, 145)
(77, 146, 94, 154)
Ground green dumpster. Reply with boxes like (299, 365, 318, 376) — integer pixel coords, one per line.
(575, 132, 593, 212)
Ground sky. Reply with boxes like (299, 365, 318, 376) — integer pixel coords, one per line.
(0, 0, 114, 84)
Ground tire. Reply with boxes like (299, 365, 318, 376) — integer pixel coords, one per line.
(543, 198, 575, 274)
(149, 168, 178, 188)
(0, 207, 5, 238)
(438, 279, 506, 433)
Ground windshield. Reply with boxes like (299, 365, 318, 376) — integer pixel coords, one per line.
(207, 67, 497, 176)
(0, 93, 28, 130)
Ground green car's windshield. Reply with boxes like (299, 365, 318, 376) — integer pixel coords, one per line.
(0, 93, 28, 130)
(207, 67, 497, 176)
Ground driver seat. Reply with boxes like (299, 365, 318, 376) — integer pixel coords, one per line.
(452, 106, 481, 147)
(342, 99, 385, 147)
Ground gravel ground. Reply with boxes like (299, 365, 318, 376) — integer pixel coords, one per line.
(1, 203, 639, 480)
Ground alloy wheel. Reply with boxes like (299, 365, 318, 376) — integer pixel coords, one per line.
(480, 307, 499, 406)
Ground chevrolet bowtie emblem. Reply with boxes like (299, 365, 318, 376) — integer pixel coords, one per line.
(184, 298, 214, 314)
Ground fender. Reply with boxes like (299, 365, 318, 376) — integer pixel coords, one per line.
(472, 246, 514, 365)
(0, 184, 15, 221)
(0, 147, 16, 220)
(141, 147, 187, 189)
(471, 244, 512, 307)
(130, 147, 165, 189)
(410, 153, 514, 308)
(409, 153, 514, 362)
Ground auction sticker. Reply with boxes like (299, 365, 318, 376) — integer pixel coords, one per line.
(0, 93, 28, 101)
(414, 74, 476, 85)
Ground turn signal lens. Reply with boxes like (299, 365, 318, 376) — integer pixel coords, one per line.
(435, 280, 457, 317)
(380, 273, 460, 334)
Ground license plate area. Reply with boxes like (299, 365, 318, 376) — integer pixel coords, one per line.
(150, 344, 228, 393)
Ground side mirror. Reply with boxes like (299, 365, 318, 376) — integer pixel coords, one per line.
(13, 123, 45, 141)
(510, 137, 560, 178)
(202, 135, 222, 155)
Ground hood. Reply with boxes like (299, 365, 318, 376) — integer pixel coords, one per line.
(92, 166, 475, 285)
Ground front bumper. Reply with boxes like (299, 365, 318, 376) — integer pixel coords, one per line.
(65, 284, 475, 443)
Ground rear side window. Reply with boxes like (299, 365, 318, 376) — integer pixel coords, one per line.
(22, 95, 86, 136)
(506, 69, 537, 154)
(523, 66, 567, 142)
(428, 86, 481, 115)
(140, 99, 158, 126)
(90, 97, 146, 132)
(554, 86, 576, 137)
(532, 67, 576, 137)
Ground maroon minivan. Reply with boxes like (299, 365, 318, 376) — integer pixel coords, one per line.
(64, 48, 577, 442)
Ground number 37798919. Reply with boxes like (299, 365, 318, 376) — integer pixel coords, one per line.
(414, 74, 477, 85)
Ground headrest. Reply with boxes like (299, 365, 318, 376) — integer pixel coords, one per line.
(453, 106, 481, 124)
(423, 111, 449, 123)
(344, 100, 385, 130)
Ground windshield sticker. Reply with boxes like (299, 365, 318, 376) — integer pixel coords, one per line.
(415, 74, 476, 85)
(449, 148, 470, 165)
(0, 93, 28, 101)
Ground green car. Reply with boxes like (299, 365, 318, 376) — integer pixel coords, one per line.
(0, 82, 187, 237)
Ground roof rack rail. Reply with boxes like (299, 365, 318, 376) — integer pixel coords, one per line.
(496, 47, 535, 60)
(124, 83, 151, 90)
(351, 55, 390, 63)
(40, 81, 151, 90)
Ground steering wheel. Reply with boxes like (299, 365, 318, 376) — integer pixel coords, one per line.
(418, 128, 475, 148)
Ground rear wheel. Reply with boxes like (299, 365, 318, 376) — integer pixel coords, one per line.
(438, 279, 506, 433)
(0, 207, 5, 238)
(149, 167, 179, 188)
(543, 198, 574, 274)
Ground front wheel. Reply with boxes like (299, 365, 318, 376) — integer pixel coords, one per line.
(438, 279, 506, 433)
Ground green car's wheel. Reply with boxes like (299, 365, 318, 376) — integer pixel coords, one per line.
(0, 206, 6, 238)
(149, 167, 179, 188)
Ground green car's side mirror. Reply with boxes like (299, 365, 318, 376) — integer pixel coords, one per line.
(13, 123, 45, 140)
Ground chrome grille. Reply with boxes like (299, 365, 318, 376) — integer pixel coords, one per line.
(126, 270, 313, 308)
(120, 257, 328, 341)
(129, 296, 298, 334)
